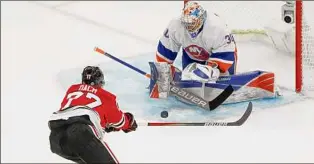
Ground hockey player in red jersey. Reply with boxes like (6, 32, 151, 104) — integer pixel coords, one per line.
(48, 66, 137, 163)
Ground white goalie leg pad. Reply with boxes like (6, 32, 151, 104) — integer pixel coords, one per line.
(181, 63, 220, 83)
(149, 62, 172, 98)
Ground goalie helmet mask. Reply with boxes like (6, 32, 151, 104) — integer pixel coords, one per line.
(82, 66, 105, 87)
(181, 1, 207, 38)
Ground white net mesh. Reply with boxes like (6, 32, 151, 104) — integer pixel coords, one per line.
(301, 1, 314, 91)
(198, 1, 283, 34)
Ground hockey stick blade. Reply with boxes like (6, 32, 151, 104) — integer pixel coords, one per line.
(139, 102, 252, 126)
(170, 84, 234, 111)
(208, 85, 234, 111)
(225, 101, 252, 126)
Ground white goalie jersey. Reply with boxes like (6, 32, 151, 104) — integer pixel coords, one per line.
(156, 12, 238, 75)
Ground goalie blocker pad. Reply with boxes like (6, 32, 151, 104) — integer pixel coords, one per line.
(149, 62, 172, 98)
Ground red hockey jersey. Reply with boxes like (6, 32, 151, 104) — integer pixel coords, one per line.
(59, 84, 132, 130)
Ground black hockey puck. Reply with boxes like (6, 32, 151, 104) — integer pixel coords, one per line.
(161, 111, 168, 118)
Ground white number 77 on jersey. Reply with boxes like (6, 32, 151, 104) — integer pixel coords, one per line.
(61, 91, 102, 110)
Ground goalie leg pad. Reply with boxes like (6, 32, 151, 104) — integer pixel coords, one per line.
(148, 62, 172, 98)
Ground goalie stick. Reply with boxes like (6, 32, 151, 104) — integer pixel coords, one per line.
(139, 101, 253, 126)
(94, 47, 233, 111)
(170, 84, 233, 111)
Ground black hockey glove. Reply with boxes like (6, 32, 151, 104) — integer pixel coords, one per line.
(104, 126, 119, 133)
(122, 112, 138, 133)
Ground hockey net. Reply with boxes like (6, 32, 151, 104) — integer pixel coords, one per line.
(296, 1, 314, 93)
(184, 1, 314, 94)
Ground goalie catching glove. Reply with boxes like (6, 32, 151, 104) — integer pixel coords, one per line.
(181, 63, 220, 83)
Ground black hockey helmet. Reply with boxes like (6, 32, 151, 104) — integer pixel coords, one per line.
(81, 66, 105, 86)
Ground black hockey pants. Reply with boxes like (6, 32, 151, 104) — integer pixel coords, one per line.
(48, 116, 118, 164)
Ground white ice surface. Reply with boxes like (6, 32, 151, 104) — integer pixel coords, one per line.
(2, 1, 314, 163)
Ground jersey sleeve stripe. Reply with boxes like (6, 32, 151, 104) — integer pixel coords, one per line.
(108, 115, 125, 129)
(210, 51, 236, 61)
(209, 57, 234, 64)
(156, 52, 174, 64)
(157, 41, 178, 62)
